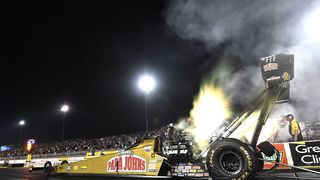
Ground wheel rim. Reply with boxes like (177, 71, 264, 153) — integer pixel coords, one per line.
(218, 150, 243, 175)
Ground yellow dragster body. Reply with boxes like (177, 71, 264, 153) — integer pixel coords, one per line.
(53, 138, 166, 176)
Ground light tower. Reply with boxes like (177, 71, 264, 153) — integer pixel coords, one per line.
(138, 74, 156, 131)
(60, 104, 69, 142)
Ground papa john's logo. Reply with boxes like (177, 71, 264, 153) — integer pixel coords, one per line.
(107, 155, 146, 172)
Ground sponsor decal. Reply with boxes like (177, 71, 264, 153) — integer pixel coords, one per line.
(194, 173, 204, 177)
(279, 81, 290, 88)
(182, 169, 189, 173)
(290, 141, 320, 166)
(196, 169, 204, 173)
(148, 163, 156, 169)
(263, 143, 288, 169)
(107, 154, 146, 172)
(266, 76, 280, 82)
(119, 150, 133, 155)
(282, 72, 290, 81)
(73, 166, 78, 171)
(191, 166, 201, 170)
(262, 152, 283, 162)
(263, 63, 278, 72)
(262, 151, 284, 168)
(240, 146, 252, 172)
(261, 55, 276, 63)
(80, 165, 88, 169)
(144, 146, 151, 152)
(177, 172, 186, 176)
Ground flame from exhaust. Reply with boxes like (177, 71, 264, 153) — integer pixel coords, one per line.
(230, 111, 284, 144)
(186, 83, 231, 150)
(175, 82, 284, 153)
(229, 111, 259, 142)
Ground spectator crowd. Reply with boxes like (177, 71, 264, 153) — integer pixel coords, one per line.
(0, 125, 173, 159)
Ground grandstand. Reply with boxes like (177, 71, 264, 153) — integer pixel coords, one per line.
(0, 125, 174, 160)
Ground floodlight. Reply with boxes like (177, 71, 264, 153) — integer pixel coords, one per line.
(138, 75, 156, 93)
(60, 105, 69, 113)
(19, 120, 25, 126)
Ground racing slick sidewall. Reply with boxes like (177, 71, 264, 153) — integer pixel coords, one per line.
(206, 138, 259, 180)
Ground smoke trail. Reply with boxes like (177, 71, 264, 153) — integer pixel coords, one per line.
(270, 1, 320, 123)
(166, 0, 311, 59)
(166, 0, 320, 124)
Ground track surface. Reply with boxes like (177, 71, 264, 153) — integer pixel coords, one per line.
(0, 167, 320, 180)
(0, 168, 194, 180)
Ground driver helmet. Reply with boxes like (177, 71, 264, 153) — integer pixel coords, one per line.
(286, 114, 294, 120)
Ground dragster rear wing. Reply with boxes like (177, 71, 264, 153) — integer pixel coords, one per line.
(260, 54, 294, 103)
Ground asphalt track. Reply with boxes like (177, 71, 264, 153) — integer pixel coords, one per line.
(1, 167, 320, 180)
(0, 168, 198, 180)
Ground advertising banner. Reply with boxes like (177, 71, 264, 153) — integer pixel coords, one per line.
(263, 140, 320, 170)
(263, 143, 289, 169)
(289, 141, 320, 167)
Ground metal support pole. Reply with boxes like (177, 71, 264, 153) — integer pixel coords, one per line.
(251, 86, 280, 147)
(62, 113, 66, 142)
(144, 92, 149, 132)
(18, 126, 23, 147)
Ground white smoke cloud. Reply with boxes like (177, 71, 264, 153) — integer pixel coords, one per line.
(166, 0, 320, 124)
(166, 0, 311, 59)
(274, 43, 320, 123)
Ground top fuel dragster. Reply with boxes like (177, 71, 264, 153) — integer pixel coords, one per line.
(38, 54, 320, 179)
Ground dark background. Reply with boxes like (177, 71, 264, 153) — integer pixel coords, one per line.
(2, 0, 314, 146)
(0, 1, 218, 144)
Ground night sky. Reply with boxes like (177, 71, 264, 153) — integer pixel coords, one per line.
(0, 1, 216, 145)
(2, 0, 317, 146)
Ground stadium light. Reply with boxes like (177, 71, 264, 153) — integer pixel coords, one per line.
(19, 120, 25, 126)
(138, 74, 156, 132)
(60, 105, 69, 113)
(60, 104, 69, 142)
(18, 120, 25, 147)
(138, 75, 155, 93)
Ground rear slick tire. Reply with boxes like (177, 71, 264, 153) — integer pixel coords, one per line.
(206, 138, 259, 180)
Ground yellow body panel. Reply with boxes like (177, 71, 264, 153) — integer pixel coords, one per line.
(27, 154, 32, 162)
(55, 138, 166, 176)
